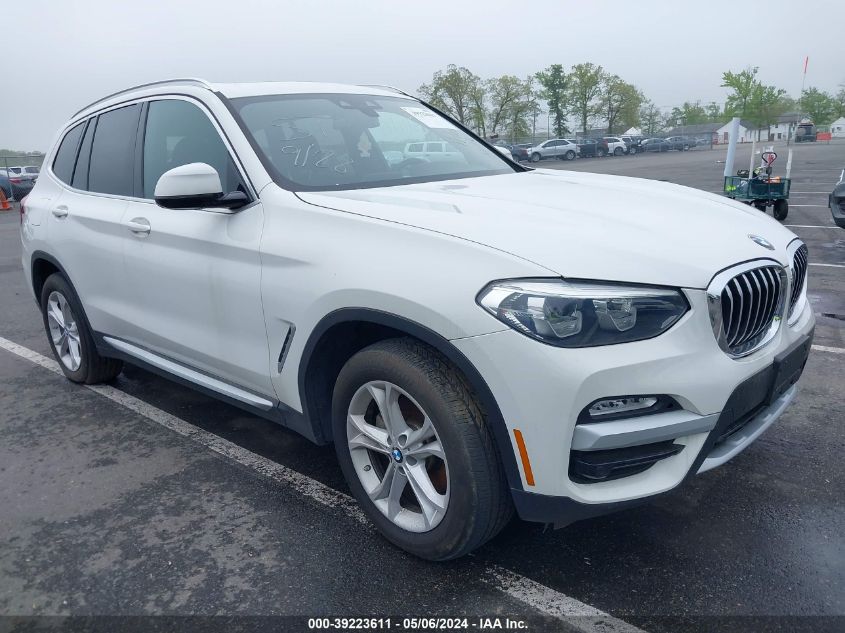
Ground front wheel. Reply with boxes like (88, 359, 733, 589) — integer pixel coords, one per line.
(530, 152, 541, 163)
(565, 150, 575, 160)
(332, 338, 512, 560)
(629, 146, 637, 155)
(773, 199, 789, 221)
(613, 147, 623, 156)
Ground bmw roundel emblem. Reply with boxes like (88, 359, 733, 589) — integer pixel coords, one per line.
(748, 234, 774, 250)
(391, 448, 404, 463)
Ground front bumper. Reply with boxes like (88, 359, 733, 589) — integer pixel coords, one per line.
(451, 288, 815, 523)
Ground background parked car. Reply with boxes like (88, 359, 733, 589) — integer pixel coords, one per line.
(5, 166, 39, 182)
(618, 135, 643, 154)
(0, 169, 35, 199)
(572, 138, 609, 157)
(603, 137, 628, 156)
(641, 138, 670, 152)
(830, 168, 845, 229)
(528, 138, 579, 162)
(495, 143, 530, 162)
(664, 136, 692, 151)
(403, 141, 462, 163)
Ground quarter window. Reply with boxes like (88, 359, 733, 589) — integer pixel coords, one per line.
(52, 122, 85, 185)
(142, 99, 245, 199)
(88, 104, 141, 196)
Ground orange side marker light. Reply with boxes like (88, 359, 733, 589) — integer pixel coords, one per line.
(512, 429, 535, 487)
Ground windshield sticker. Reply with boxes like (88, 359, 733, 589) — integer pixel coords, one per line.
(401, 107, 457, 129)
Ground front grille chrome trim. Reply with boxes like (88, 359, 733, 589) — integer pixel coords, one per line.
(707, 260, 787, 359)
(787, 241, 809, 325)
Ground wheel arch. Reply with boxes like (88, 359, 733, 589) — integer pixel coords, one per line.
(30, 250, 69, 304)
(298, 308, 524, 493)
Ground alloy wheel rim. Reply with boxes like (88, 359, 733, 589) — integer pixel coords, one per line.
(46, 291, 82, 371)
(347, 380, 449, 533)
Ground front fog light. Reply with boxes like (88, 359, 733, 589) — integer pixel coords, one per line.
(589, 397, 658, 418)
(477, 279, 688, 348)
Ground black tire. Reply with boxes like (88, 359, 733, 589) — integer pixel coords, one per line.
(597, 148, 607, 157)
(613, 147, 623, 156)
(530, 152, 541, 163)
(332, 338, 513, 561)
(683, 144, 690, 151)
(629, 146, 637, 155)
(565, 150, 575, 160)
(40, 273, 123, 384)
(773, 199, 788, 221)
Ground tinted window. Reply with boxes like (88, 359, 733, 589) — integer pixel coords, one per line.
(72, 119, 96, 190)
(88, 104, 141, 196)
(143, 99, 245, 198)
(52, 122, 85, 185)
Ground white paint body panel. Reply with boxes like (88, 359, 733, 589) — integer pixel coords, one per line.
(20, 80, 816, 510)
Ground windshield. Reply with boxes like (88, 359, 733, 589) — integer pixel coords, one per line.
(230, 93, 516, 191)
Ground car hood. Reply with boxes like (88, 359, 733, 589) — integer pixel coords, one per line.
(297, 169, 799, 288)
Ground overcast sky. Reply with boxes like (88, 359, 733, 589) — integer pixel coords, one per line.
(3, 0, 841, 151)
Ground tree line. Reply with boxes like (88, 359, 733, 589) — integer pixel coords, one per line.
(418, 63, 845, 141)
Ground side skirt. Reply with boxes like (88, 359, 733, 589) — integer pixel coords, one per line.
(93, 333, 322, 444)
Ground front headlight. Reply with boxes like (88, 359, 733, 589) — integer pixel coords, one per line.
(477, 279, 689, 347)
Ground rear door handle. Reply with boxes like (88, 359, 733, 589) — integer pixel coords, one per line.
(127, 217, 151, 236)
(52, 205, 68, 218)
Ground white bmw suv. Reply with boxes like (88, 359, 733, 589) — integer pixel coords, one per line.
(21, 79, 814, 560)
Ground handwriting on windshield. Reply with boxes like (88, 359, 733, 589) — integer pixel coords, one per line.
(280, 144, 352, 173)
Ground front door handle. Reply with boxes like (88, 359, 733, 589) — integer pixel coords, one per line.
(127, 217, 151, 236)
(52, 205, 68, 218)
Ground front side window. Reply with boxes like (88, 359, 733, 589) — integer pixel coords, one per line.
(142, 99, 245, 198)
(52, 122, 85, 185)
(88, 104, 141, 196)
(231, 93, 514, 191)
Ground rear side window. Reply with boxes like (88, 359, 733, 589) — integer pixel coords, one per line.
(72, 119, 96, 190)
(52, 122, 85, 185)
(88, 104, 141, 196)
(142, 99, 245, 198)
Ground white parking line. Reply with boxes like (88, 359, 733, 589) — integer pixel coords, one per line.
(784, 225, 838, 229)
(0, 336, 646, 633)
(809, 263, 845, 268)
(812, 345, 845, 355)
(790, 205, 830, 208)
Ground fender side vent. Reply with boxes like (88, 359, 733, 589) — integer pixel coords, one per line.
(277, 325, 296, 373)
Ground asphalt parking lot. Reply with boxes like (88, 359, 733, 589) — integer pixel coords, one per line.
(1, 142, 843, 633)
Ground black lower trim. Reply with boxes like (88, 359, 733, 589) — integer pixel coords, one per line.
(514, 328, 814, 526)
(93, 332, 317, 443)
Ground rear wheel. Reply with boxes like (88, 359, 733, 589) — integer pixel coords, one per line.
(597, 148, 607, 157)
(773, 199, 789, 221)
(332, 338, 512, 560)
(40, 273, 123, 383)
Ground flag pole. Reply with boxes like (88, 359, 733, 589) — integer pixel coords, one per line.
(792, 56, 809, 145)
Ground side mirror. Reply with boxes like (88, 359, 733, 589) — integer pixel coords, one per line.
(154, 162, 248, 211)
